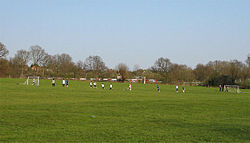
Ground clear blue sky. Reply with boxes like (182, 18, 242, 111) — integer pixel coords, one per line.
(0, 0, 249, 69)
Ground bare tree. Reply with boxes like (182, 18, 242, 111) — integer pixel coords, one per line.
(59, 53, 74, 74)
(0, 58, 9, 77)
(0, 42, 9, 58)
(151, 57, 172, 81)
(8, 57, 21, 77)
(131, 65, 141, 78)
(59, 53, 73, 64)
(76, 60, 84, 70)
(14, 50, 30, 77)
(49, 53, 74, 77)
(83, 56, 107, 78)
(243, 55, 250, 83)
(30, 45, 47, 66)
(143, 69, 161, 79)
(116, 63, 129, 81)
(168, 64, 187, 82)
(151, 57, 171, 73)
(40, 53, 53, 76)
(229, 60, 243, 84)
(74, 60, 85, 78)
(241, 64, 249, 82)
(133, 64, 141, 71)
(246, 54, 250, 67)
(194, 64, 213, 82)
(40, 53, 51, 67)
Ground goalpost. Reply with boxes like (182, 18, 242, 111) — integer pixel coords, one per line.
(23, 76, 40, 86)
(224, 85, 240, 93)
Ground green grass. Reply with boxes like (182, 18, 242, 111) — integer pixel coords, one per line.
(0, 78, 249, 142)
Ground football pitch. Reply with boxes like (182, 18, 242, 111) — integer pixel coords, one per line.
(0, 78, 249, 142)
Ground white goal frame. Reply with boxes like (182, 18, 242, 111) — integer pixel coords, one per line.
(224, 85, 240, 93)
(24, 76, 40, 86)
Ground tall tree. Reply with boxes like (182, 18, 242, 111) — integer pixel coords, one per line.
(194, 64, 213, 82)
(133, 64, 141, 72)
(74, 60, 85, 78)
(30, 45, 47, 66)
(168, 64, 194, 82)
(14, 50, 30, 77)
(8, 57, 21, 78)
(116, 63, 129, 81)
(49, 53, 74, 77)
(40, 53, 52, 76)
(0, 59, 9, 77)
(50, 55, 60, 76)
(241, 65, 249, 82)
(58, 53, 74, 75)
(0, 42, 9, 58)
(151, 57, 171, 73)
(229, 60, 243, 84)
(151, 57, 171, 81)
(243, 55, 250, 83)
(246, 54, 250, 67)
(83, 56, 107, 78)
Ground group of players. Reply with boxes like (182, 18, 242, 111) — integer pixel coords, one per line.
(51, 78, 69, 87)
(90, 81, 185, 93)
(51, 79, 185, 93)
(176, 85, 185, 93)
(90, 81, 148, 92)
(89, 81, 114, 90)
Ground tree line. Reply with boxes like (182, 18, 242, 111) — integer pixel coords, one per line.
(0, 42, 249, 88)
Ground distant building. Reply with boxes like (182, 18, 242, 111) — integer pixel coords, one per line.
(31, 65, 41, 72)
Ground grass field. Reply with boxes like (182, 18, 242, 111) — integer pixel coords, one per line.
(0, 78, 249, 142)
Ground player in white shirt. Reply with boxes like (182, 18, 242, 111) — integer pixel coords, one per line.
(33, 78, 35, 86)
(110, 84, 113, 90)
(94, 82, 97, 88)
(52, 78, 55, 87)
(62, 79, 65, 87)
(90, 81, 93, 88)
(176, 85, 178, 93)
(101, 83, 105, 89)
(129, 83, 132, 91)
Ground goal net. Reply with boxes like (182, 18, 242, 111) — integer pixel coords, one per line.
(224, 85, 240, 93)
(23, 76, 40, 86)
